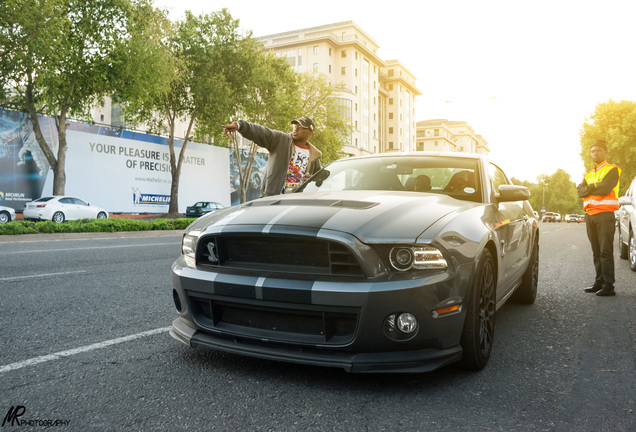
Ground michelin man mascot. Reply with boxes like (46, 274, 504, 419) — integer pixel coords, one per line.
(16, 115, 47, 176)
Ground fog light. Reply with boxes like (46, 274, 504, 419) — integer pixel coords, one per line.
(383, 313, 419, 341)
(397, 313, 418, 333)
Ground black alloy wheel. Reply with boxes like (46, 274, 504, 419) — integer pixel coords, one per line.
(460, 248, 496, 370)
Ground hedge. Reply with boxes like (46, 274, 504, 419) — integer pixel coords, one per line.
(0, 217, 193, 236)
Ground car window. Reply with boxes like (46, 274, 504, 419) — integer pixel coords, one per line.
(73, 198, 88, 206)
(299, 155, 481, 202)
(488, 163, 510, 194)
(59, 198, 74, 204)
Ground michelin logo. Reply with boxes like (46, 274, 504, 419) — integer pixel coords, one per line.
(132, 187, 170, 206)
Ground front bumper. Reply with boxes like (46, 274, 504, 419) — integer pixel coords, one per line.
(171, 253, 473, 373)
(171, 316, 463, 373)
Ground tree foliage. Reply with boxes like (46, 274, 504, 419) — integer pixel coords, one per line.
(580, 99, 636, 195)
(0, 0, 146, 194)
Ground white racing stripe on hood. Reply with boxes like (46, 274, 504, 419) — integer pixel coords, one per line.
(263, 206, 298, 234)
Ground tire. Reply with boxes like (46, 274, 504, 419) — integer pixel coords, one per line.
(52, 211, 65, 223)
(629, 230, 636, 272)
(0, 211, 9, 224)
(511, 240, 538, 304)
(618, 227, 628, 259)
(97, 212, 107, 219)
(460, 248, 496, 371)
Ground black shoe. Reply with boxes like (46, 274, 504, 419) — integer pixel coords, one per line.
(584, 286, 602, 293)
(596, 287, 616, 296)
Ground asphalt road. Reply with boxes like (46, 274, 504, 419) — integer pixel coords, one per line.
(0, 224, 634, 431)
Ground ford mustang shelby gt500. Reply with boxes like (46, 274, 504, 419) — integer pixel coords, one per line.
(170, 153, 539, 373)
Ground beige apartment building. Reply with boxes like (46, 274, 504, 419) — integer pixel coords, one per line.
(259, 21, 421, 156)
(416, 119, 490, 155)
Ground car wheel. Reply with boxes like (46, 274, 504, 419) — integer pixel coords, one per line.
(460, 248, 496, 370)
(629, 230, 636, 272)
(618, 227, 628, 260)
(0, 211, 9, 223)
(511, 239, 538, 304)
(52, 211, 65, 223)
(97, 212, 107, 219)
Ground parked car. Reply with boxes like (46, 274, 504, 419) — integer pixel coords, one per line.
(185, 201, 225, 218)
(0, 205, 16, 223)
(170, 153, 539, 373)
(23, 196, 108, 223)
(565, 214, 581, 223)
(542, 212, 558, 222)
(578, 214, 586, 223)
(617, 175, 636, 271)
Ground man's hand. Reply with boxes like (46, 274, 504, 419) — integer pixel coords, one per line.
(577, 181, 592, 198)
(222, 122, 239, 138)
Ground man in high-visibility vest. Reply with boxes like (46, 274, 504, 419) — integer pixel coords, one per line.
(577, 139, 621, 297)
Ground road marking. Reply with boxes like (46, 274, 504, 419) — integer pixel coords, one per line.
(0, 270, 87, 282)
(0, 327, 171, 374)
(0, 242, 177, 255)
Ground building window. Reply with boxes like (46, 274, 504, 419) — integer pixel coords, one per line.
(355, 120, 358, 129)
(341, 50, 347, 58)
(355, 103, 358, 111)
(355, 85, 358, 94)
(355, 52, 358, 60)
(434, 129, 439, 137)
(313, 46, 319, 54)
(100, 114, 104, 121)
(389, 98, 393, 105)
(389, 84, 393, 90)
(329, 48, 332, 56)
(355, 68, 358, 77)
(329, 65, 332, 73)
(434, 141, 439, 146)
(389, 113, 393, 119)
(388, 69, 394, 77)
(313, 63, 319, 71)
(389, 141, 394, 149)
(389, 127, 394, 134)
(341, 67, 346, 75)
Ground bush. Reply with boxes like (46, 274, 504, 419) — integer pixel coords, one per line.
(0, 217, 193, 236)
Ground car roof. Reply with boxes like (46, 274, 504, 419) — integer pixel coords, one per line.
(335, 151, 487, 163)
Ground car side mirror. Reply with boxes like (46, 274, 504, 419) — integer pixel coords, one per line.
(618, 196, 631, 206)
(496, 185, 530, 202)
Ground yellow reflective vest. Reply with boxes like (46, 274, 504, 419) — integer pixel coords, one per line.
(583, 161, 621, 215)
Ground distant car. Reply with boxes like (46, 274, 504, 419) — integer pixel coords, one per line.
(565, 214, 580, 223)
(555, 213, 562, 222)
(23, 196, 108, 223)
(542, 212, 558, 222)
(185, 201, 224, 218)
(617, 175, 636, 271)
(0, 205, 16, 223)
(170, 152, 539, 373)
(578, 215, 586, 223)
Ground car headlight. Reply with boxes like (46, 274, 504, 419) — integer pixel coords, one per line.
(389, 246, 447, 271)
(182, 232, 200, 267)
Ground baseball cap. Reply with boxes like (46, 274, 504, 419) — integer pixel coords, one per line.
(291, 117, 315, 131)
(591, 139, 607, 150)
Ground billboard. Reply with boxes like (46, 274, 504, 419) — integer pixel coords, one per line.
(0, 108, 230, 213)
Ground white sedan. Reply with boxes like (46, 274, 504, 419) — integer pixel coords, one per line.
(0, 205, 16, 223)
(23, 196, 109, 223)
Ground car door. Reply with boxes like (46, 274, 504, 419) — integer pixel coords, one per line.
(488, 162, 532, 301)
(72, 197, 93, 219)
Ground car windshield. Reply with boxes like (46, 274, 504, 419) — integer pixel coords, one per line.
(193, 202, 207, 208)
(299, 155, 481, 203)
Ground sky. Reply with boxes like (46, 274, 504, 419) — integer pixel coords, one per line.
(154, 0, 636, 182)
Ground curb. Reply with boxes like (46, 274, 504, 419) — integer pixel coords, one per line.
(0, 229, 184, 243)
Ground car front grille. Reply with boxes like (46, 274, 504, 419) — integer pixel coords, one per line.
(189, 296, 358, 345)
(195, 234, 364, 277)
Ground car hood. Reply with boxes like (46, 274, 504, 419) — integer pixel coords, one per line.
(189, 191, 480, 244)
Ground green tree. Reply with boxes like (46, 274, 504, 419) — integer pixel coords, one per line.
(0, 0, 145, 195)
(580, 99, 636, 195)
(296, 71, 351, 164)
(120, 9, 259, 214)
(534, 170, 582, 215)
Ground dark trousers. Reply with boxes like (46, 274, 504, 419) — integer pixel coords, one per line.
(585, 212, 616, 287)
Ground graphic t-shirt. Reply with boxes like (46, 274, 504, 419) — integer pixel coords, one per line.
(284, 144, 310, 189)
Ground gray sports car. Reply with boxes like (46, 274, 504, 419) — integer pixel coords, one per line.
(170, 152, 539, 373)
